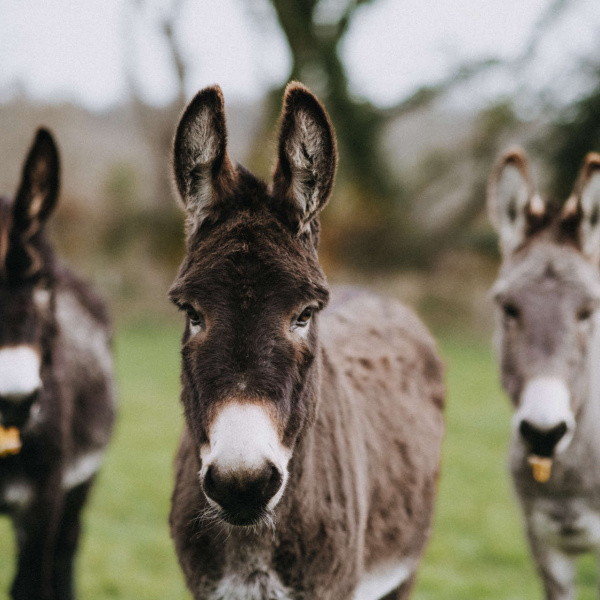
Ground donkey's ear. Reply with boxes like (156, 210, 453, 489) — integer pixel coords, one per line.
(14, 128, 60, 235)
(172, 85, 237, 230)
(561, 153, 600, 263)
(271, 82, 337, 233)
(488, 148, 544, 256)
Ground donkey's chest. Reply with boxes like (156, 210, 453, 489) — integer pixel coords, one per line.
(204, 571, 294, 600)
(529, 496, 600, 552)
(0, 476, 35, 512)
(196, 555, 295, 600)
(0, 449, 103, 514)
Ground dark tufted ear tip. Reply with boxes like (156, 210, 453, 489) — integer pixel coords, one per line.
(489, 147, 531, 190)
(283, 81, 313, 102)
(29, 127, 60, 168)
(281, 82, 332, 129)
(33, 127, 57, 146)
(497, 146, 528, 168)
(191, 85, 225, 110)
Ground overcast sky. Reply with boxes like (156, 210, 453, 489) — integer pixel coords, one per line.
(1, 0, 599, 111)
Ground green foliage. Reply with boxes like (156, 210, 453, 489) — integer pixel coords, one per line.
(472, 101, 519, 158)
(102, 163, 141, 257)
(543, 72, 600, 201)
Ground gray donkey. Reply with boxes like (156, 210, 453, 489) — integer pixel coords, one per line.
(168, 82, 445, 600)
(489, 148, 600, 599)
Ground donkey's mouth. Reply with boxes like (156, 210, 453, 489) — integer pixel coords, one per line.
(202, 493, 275, 529)
(218, 507, 274, 528)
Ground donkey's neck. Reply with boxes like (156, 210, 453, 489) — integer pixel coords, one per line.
(275, 344, 368, 558)
(212, 529, 293, 599)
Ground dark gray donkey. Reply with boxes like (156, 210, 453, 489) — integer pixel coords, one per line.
(168, 83, 445, 600)
(0, 129, 115, 600)
(489, 148, 600, 599)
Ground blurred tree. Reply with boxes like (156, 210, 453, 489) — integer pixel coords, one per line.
(125, 0, 187, 206)
(259, 0, 498, 266)
(517, 0, 600, 200)
(543, 69, 600, 200)
(117, 0, 185, 270)
(269, 0, 397, 204)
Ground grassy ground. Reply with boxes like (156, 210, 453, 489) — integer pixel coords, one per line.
(0, 321, 597, 598)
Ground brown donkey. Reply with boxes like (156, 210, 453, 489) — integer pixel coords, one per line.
(0, 130, 115, 600)
(169, 83, 445, 600)
(489, 149, 600, 599)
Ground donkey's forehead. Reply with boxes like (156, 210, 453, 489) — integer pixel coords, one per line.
(172, 209, 328, 304)
(494, 242, 600, 300)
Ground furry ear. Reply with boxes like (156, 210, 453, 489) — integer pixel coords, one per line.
(561, 152, 600, 263)
(172, 85, 237, 232)
(271, 82, 337, 233)
(487, 148, 544, 256)
(13, 128, 60, 237)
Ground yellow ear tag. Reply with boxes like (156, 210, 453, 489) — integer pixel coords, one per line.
(528, 455, 552, 483)
(0, 426, 22, 458)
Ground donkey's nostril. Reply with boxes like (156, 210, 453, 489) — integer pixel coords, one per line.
(203, 461, 284, 516)
(519, 420, 568, 457)
(260, 463, 283, 503)
(203, 465, 226, 501)
(0, 390, 39, 429)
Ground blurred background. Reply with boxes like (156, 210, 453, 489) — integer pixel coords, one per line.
(3, 1, 600, 598)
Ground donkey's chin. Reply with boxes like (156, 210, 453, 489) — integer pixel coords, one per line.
(221, 508, 275, 530)
(205, 499, 276, 530)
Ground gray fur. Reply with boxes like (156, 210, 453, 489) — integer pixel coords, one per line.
(489, 148, 600, 599)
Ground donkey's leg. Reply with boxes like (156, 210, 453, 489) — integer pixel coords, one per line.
(528, 532, 575, 600)
(11, 479, 62, 600)
(52, 479, 94, 600)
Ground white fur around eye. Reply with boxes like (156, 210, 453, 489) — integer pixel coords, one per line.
(293, 322, 311, 339)
(290, 308, 314, 340)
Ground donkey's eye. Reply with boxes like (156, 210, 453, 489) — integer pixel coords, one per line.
(502, 303, 520, 320)
(182, 304, 204, 328)
(577, 307, 593, 322)
(295, 306, 315, 328)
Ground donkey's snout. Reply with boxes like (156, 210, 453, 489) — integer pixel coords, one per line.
(200, 401, 291, 523)
(519, 420, 568, 457)
(203, 462, 283, 519)
(515, 377, 575, 455)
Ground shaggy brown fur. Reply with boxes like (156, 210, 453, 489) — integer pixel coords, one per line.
(169, 83, 444, 600)
(0, 129, 115, 600)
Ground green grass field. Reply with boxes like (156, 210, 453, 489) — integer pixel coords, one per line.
(0, 321, 597, 598)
